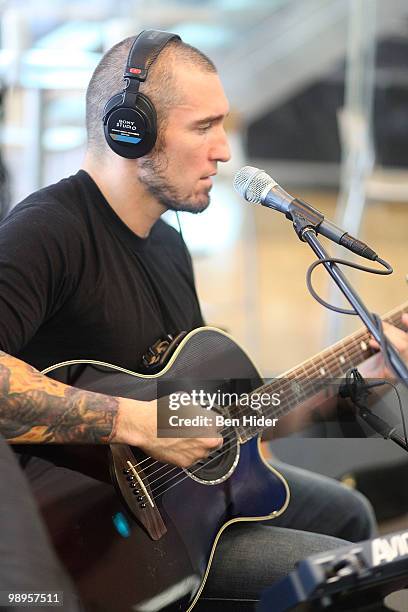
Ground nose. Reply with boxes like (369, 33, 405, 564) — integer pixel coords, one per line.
(210, 126, 231, 163)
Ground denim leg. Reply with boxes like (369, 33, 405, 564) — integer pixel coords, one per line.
(269, 460, 377, 541)
(198, 461, 376, 610)
(198, 523, 346, 610)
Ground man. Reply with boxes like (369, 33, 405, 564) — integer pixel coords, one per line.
(0, 31, 407, 611)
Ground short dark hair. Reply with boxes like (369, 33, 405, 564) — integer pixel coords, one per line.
(85, 35, 216, 158)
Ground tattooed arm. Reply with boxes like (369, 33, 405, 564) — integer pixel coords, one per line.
(0, 351, 221, 466)
(0, 351, 121, 443)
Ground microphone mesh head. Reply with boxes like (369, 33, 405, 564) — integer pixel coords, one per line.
(233, 166, 276, 204)
(233, 166, 260, 197)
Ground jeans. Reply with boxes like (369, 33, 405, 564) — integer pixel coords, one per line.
(197, 460, 377, 610)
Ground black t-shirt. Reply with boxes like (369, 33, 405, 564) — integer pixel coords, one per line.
(0, 170, 203, 372)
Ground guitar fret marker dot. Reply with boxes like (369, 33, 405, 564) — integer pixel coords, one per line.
(339, 356, 346, 364)
(320, 367, 325, 376)
(360, 341, 368, 351)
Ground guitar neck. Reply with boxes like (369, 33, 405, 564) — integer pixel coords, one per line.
(237, 300, 408, 443)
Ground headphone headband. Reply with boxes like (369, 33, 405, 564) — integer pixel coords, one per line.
(124, 30, 180, 82)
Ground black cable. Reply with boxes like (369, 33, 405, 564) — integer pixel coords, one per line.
(306, 256, 393, 315)
(175, 210, 184, 242)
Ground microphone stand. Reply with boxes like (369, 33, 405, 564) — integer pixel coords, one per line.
(287, 202, 408, 386)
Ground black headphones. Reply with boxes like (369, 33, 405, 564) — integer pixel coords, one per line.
(103, 30, 181, 159)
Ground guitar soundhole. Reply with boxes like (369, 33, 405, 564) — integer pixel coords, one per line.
(184, 427, 240, 485)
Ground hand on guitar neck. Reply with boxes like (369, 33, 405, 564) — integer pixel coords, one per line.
(363, 312, 408, 380)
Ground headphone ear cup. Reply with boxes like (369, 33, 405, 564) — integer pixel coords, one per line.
(103, 92, 157, 159)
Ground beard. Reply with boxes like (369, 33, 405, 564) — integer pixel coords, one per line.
(137, 149, 211, 214)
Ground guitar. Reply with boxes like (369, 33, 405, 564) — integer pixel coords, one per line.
(40, 301, 408, 612)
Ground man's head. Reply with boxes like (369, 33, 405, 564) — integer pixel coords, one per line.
(85, 33, 230, 213)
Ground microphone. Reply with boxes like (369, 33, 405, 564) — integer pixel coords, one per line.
(233, 166, 378, 261)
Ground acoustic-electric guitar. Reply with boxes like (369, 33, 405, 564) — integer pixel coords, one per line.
(40, 302, 407, 612)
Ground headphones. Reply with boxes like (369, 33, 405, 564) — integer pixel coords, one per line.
(103, 29, 181, 159)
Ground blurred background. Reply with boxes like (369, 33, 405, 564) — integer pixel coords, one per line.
(1, 0, 408, 551)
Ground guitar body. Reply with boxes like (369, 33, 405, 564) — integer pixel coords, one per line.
(41, 328, 289, 611)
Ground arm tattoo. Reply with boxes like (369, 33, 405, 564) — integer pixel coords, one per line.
(0, 352, 119, 443)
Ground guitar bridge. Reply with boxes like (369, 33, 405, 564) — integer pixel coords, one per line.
(125, 459, 155, 508)
(110, 444, 167, 541)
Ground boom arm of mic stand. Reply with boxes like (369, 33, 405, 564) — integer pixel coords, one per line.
(296, 225, 408, 385)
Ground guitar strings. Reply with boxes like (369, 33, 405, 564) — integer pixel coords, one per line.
(131, 336, 372, 478)
(147, 369, 349, 496)
(150, 367, 393, 498)
(132, 381, 370, 498)
(132, 307, 404, 477)
(128, 310, 407, 495)
(131, 369, 365, 494)
(149, 432, 242, 498)
(129, 338, 384, 491)
(131, 377, 356, 497)
(147, 343, 400, 499)
(141, 367, 341, 487)
(142, 429, 239, 487)
(129, 427, 239, 490)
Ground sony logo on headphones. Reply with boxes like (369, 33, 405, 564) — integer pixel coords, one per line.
(117, 119, 138, 131)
